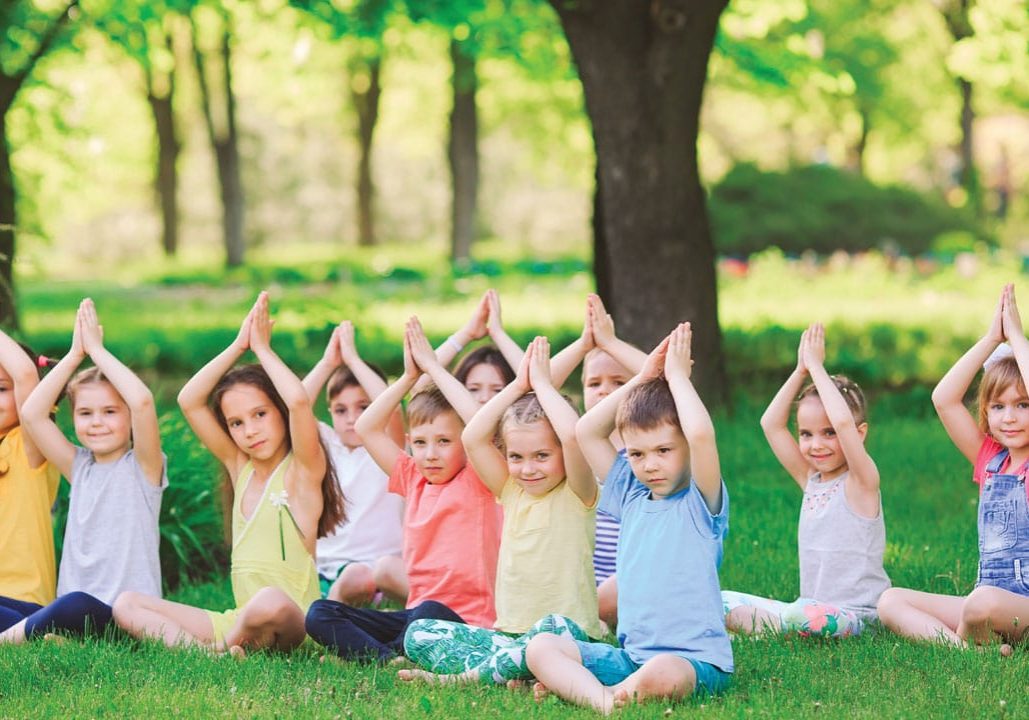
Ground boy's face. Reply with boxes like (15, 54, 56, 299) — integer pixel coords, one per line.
(329, 384, 371, 450)
(621, 422, 690, 499)
(409, 411, 466, 484)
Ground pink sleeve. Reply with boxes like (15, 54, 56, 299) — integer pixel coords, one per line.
(972, 436, 1005, 487)
(389, 453, 416, 496)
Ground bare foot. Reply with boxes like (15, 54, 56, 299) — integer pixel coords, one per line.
(228, 645, 247, 660)
(1000, 643, 1013, 657)
(388, 655, 410, 667)
(398, 669, 439, 684)
(612, 688, 633, 710)
(42, 633, 69, 646)
(506, 679, 527, 691)
(533, 681, 551, 703)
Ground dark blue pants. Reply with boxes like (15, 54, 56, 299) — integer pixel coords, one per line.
(0, 592, 112, 638)
(305, 599, 464, 661)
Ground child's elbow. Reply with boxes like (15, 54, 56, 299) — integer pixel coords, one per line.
(131, 391, 156, 415)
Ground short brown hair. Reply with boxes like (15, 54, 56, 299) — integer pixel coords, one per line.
(977, 356, 1026, 433)
(796, 375, 867, 425)
(66, 367, 117, 408)
(408, 384, 459, 429)
(616, 378, 679, 435)
(326, 363, 386, 403)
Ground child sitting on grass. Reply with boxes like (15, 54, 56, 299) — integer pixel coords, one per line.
(398, 336, 604, 685)
(1, 299, 166, 644)
(721, 323, 890, 637)
(525, 323, 732, 713)
(302, 321, 406, 605)
(304, 318, 502, 660)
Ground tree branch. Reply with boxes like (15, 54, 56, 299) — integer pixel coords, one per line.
(9, 0, 80, 96)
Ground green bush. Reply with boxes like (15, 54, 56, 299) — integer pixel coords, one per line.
(708, 163, 988, 257)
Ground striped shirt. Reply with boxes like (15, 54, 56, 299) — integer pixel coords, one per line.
(593, 510, 620, 584)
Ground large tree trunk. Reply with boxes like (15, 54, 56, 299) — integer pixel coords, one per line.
(941, 0, 978, 210)
(0, 117, 16, 329)
(147, 30, 180, 256)
(448, 38, 478, 266)
(192, 16, 244, 267)
(551, 0, 729, 404)
(351, 54, 381, 247)
(0, 0, 79, 328)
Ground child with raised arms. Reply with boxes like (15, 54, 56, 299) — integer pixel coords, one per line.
(0, 299, 165, 644)
(398, 336, 604, 686)
(302, 321, 406, 605)
(0, 329, 60, 625)
(113, 292, 344, 655)
(526, 323, 732, 713)
(304, 317, 500, 660)
(878, 284, 1029, 647)
(431, 289, 521, 405)
(721, 323, 889, 637)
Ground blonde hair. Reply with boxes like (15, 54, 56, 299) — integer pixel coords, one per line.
(66, 367, 118, 409)
(976, 356, 1026, 433)
(796, 375, 868, 425)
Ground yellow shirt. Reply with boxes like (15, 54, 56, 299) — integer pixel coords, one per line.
(494, 478, 604, 638)
(0, 426, 60, 604)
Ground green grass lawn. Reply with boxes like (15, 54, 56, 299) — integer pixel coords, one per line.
(1, 405, 1021, 719)
(2, 245, 1025, 717)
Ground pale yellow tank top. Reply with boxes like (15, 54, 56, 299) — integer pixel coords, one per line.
(228, 453, 320, 612)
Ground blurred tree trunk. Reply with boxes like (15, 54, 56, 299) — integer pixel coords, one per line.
(551, 0, 729, 405)
(940, 0, 979, 210)
(0, 0, 79, 328)
(350, 53, 381, 247)
(147, 29, 180, 256)
(448, 38, 478, 266)
(191, 13, 244, 267)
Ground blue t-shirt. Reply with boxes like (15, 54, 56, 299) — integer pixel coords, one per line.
(600, 454, 733, 672)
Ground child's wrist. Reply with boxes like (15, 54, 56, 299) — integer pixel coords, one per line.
(446, 334, 467, 353)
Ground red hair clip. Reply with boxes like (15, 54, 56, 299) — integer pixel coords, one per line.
(37, 355, 51, 368)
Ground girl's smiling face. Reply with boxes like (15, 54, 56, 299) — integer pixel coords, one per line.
(504, 421, 565, 497)
(987, 384, 1029, 454)
(72, 382, 132, 463)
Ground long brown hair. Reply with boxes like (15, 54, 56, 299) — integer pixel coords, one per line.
(212, 364, 346, 538)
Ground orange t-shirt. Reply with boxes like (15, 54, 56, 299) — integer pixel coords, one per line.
(389, 454, 502, 628)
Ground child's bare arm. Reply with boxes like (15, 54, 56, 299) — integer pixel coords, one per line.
(79, 300, 163, 486)
(0, 327, 45, 466)
(178, 304, 253, 475)
(21, 316, 85, 479)
(336, 321, 403, 446)
(407, 316, 480, 424)
(249, 293, 325, 484)
(804, 323, 879, 495)
(530, 337, 596, 505)
(486, 289, 525, 371)
(551, 299, 593, 388)
(932, 287, 1004, 464)
(1001, 284, 1029, 403)
(302, 325, 343, 402)
(665, 323, 722, 514)
(462, 352, 530, 497)
(577, 336, 669, 480)
(356, 333, 420, 475)
(588, 294, 646, 374)
(761, 328, 812, 488)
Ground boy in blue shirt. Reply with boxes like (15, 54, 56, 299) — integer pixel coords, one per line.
(525, 322, 732, 713)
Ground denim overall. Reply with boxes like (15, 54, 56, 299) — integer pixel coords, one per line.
(977, 449, 1029, 595)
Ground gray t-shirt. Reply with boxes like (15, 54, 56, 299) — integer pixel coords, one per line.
(798, 472, 890, 619)
(56, 448, 166, 604)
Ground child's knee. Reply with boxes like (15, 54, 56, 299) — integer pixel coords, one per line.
(635, 655, 695, 698)
(111, 591, 141, 623)
(333, 564, 375, 602)
(876, 588, 909, 620)
(525, 632, 576, 667)
(961, 586, 1005, 627)
(244, 588, 300, 628)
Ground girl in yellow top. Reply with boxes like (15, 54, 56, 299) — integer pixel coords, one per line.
(399, 336, 602, 685)
(113, 292, 345, 655)
(0, 330, 59, 624)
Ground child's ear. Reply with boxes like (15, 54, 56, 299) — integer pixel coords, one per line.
(857, 422, 869, 441)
